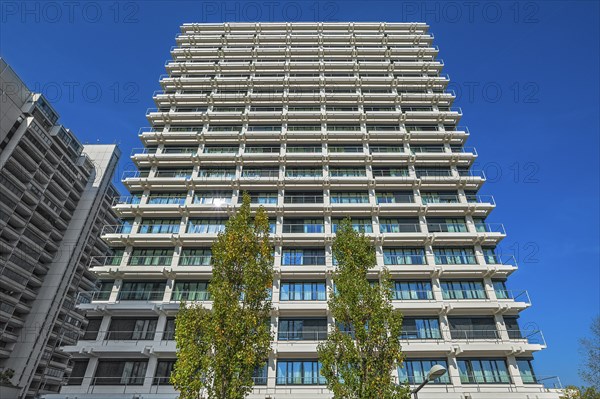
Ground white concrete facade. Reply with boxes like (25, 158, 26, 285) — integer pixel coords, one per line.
(52, 23, 561, 399)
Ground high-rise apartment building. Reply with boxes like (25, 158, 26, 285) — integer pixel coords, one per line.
(0, 59, 120, 398)
(53, 23, 561, 399)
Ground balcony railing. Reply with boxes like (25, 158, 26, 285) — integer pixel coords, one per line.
(484, 254, 517, 266)
(137, 224, 181, 234)
(434, 254, 478, 265)
(474, 223, 506, 234)
(101, 225, 132, 235)
(89, 256, 123, 267)
(178, 255, 212, 266)
(282, 224, 325, 234)
(441, 289, 487, 300)
(495, 290, 531, 304)
(277, 330, 328, 341)
(128, 255, 173, 266)
(422, 194, 459, 204)
(392, 290, 434, 300)
(384, 254, 427, 265)
(427, 223, 468, 233)
(281, 255, 327, 266)
(379, 223, 421, 233)
(284, 195, 324, 204)
(466, 194, 495, 205)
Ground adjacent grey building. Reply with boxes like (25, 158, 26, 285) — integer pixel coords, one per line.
(0, 59, 121, 398)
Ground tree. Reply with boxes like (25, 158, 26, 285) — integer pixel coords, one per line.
(317, 218, 410, 399)
(171, 193, 273, 399)
(562, 386, 600, 399)
(579, 316, 600, 390)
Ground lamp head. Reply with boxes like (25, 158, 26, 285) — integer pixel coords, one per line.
(426, 364, 447, 381)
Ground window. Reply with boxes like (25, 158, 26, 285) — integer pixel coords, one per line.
(253, 363, 268, 385)
(128, 248, 173, 266)
(198, 168, 236, 178)
(284, 191, 323, 204)
(118, 281, 166, 301)
(276, 360, 326, 385)
(328, 145, 363, 153)
(329, 167, 367, 177)
(441, 281, 486, 300)
(278, 318, 327, 341)
(421, 191, 459, 204)
(372, 167, 408, 177)
(428, 218, 468, 233)
(383, 248, 426, 265)
(517, 359, 537, 384)
(242, 167, 280, 179)
(94, 281, 114, 301)
(401, 318, 441, 339)
(248, 192, 278, 204)
(93, 360, 148, 385)
(483, 248, 500, 264)
(187, 219, 227, 234)
(504, 317, 522, 339)
(245, 145, 280, 153)
(152, 360, 175, 386)
(449, 317, 498, 340)
(83, 318, 102, 340)
(280, 282, 326, 301)
(203, 146, 239, 154)
(155, 169, 193, 179)
(286, 145, 321, 153)
(138, 219, 180, 234)
(393, 281, 433, 300)
(493, 280, 510, 299)
(457, 359, 511, 384)
(193, 192, 232, 205)
(379, 218, 420, 233)
(281, 249, 326, 266)
(162, 318, 175, 341)
(330, 192, 369, 204)
(147, 193, 187, 205)
(370, 145, 403, 153)
(332, 218, 373, 233)
(179, 248, 212, 266)
(376, 191, 414, 204)
(433, 248, 476, 265)
(399, 359, 450, 384)
(415, 168, 452, 178)
(282, 219, 324, 234)
(171, 281, 210, 301)
(67, 359, 89, 385)
(107, 318, 158, 340)
(285, 167, 323, 178)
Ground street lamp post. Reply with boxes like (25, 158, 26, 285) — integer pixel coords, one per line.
(411, 364, 447, 399)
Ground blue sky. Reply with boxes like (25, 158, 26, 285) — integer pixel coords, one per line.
(1, 0, 598, 387)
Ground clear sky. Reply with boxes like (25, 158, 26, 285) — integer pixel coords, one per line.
(1, 0, 598, 388)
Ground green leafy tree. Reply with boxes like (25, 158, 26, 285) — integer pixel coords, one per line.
(579, 316, 600, 390)
(562, 386, 600, 399)
(317, 218, 410, 399)
(171, 193, 273, 399)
